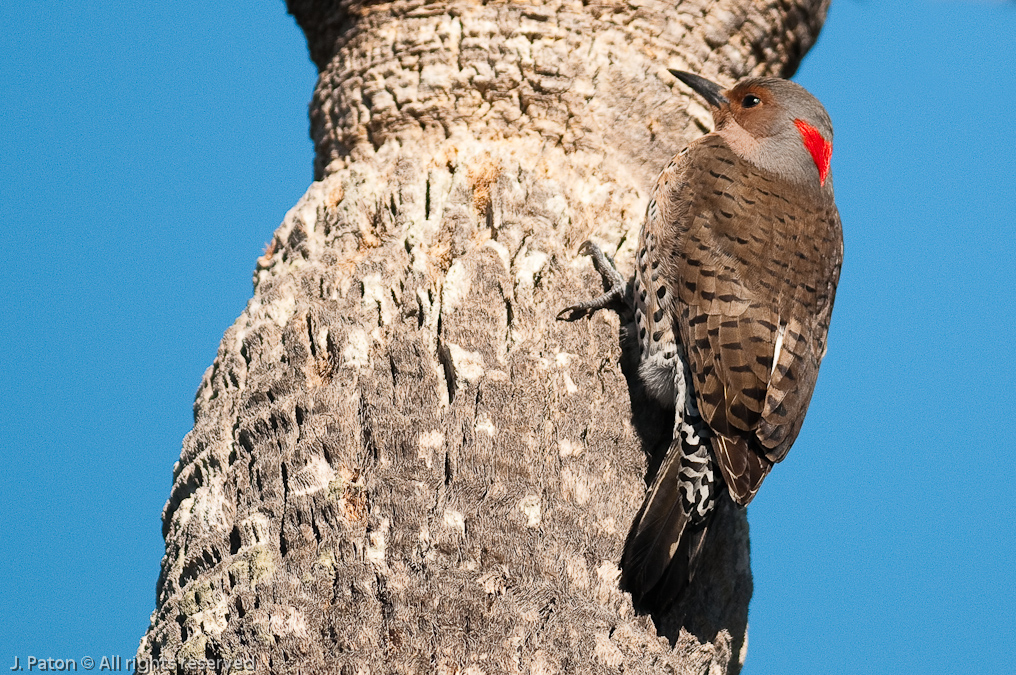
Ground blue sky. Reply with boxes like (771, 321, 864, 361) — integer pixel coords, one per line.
(1, 1, 1013, 672)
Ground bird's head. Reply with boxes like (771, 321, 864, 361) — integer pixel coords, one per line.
(669, 70, 834, 190)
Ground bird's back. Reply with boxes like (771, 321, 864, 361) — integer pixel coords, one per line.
(638, 134, 843, 504)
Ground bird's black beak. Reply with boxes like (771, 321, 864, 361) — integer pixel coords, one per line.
(669, 70, 729, 108)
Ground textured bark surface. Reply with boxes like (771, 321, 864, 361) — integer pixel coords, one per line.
(138, 1, 829, 672)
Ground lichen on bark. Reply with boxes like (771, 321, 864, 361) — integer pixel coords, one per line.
(138, 1, 830, 672)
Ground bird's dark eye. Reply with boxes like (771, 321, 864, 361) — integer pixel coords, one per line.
(742, 94, 760, 108)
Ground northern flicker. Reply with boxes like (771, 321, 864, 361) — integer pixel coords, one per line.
(560, 71, 843, 611)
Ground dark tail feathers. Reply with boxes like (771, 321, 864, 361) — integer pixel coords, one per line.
(620, 438, 717, 613)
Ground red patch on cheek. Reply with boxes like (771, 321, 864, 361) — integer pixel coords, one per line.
(794, 119, 832, 185)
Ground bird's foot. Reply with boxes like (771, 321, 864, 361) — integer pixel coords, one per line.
(557, 240, 631, 320)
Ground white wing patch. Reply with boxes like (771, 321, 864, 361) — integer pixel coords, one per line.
(770, 323, 787, 380)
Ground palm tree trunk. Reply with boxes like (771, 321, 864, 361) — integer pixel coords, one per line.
(137, 1, 830, 672)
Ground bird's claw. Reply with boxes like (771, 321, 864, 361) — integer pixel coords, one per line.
(557, 240, 631, 321)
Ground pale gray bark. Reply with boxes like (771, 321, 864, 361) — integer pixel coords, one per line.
(138, 1, 829, 672)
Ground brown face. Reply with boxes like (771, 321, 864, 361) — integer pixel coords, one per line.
(722, 83, 783, 139)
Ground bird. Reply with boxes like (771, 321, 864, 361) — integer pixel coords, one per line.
(559, 70, 843, 612)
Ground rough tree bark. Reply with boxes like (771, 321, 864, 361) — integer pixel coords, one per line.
(137, 1, 829, 672)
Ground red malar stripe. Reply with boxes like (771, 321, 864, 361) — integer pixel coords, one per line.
(793, 119, 832, 186)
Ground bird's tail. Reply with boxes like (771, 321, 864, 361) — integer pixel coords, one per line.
(620, 421, 719, 612)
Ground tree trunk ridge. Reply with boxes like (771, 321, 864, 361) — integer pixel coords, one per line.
(137, 1, 829, 673)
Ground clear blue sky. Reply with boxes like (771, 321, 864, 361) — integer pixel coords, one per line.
(1, 1, 1013, 672)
